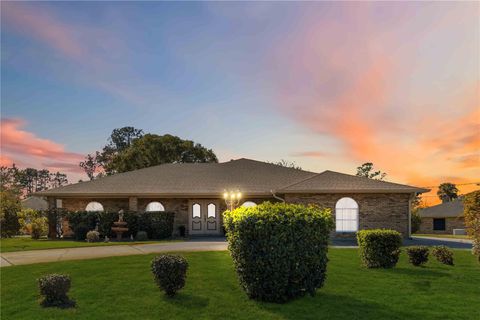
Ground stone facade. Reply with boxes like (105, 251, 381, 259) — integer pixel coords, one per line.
(49, 193, 411, 238)
(418, 216, 465, 234)
(285, 193, 411, 238)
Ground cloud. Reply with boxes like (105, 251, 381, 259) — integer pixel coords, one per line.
(0, 118, 84, 174)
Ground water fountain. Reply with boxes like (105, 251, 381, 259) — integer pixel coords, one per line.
(111, 210, 129, 241)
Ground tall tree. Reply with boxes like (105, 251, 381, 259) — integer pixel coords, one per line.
(106, 134, 218, 173)
(356, 162, 387, 180)
(49, 172, 68, 189)
(437, 182, 459, 203)
(79, 152, 101, 181)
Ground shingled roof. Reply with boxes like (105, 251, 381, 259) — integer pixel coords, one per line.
(418, 198, 464, 218)
(37, 158, 428, 197)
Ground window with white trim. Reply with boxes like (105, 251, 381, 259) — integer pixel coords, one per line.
(335, 197, 358, 232)
(85, 201, 104, 212)
(145, 201, 165, 212)
(241, 201, 257, 208)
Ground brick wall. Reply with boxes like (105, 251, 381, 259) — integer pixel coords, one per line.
(418, 217, 465, 234)
(285, 193, 411, 237)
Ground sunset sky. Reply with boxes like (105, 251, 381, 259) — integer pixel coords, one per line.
(1, 2, 479, 205)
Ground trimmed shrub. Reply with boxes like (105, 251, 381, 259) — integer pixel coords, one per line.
(73, 223, 89, 241)
(432, 246, 454, 265)
(136, 231, 148, 241)
(151, 255, 188, 296)
(357, 229, 402, 268)
(463, 191, 480, 262)
(86, 230, 100, 242)
(224, 202, 334, 303)
(406, 246, 429, 266)
(139, 211, 175, 239)
(38, 274, 75, 308)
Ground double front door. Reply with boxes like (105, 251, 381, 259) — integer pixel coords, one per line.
(188, 200, 221, 235)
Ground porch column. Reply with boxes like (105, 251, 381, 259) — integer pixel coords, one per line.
(129, 197, 138, 212)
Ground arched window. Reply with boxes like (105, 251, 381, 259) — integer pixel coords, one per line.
(242, 201, 257, 208)
(335, 197, 358, 232)
(145, 201, 165, 212)
(85, 201, 104, 212)
(192, 203, 201, 218)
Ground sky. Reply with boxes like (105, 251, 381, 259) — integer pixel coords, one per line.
(1, 1, 479, 205)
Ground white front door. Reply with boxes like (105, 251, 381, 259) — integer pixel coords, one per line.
(188, 200, 221, 236)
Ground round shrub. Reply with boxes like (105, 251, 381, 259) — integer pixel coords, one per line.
(38, 274, 75, 308)
(86, 230, 100, 242)
(223, 202, 334, 303)
(406, 246, 429, 266)
(357, 229, 402, 268)
(151, 255, 188, 296)
(431, 245, 454, 265)
(136, 231, 148, 241)
(73, 223, 89, 241)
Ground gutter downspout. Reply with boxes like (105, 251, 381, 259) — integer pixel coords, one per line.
(271, 190, 285, 203)
(408, 192, 415, 239)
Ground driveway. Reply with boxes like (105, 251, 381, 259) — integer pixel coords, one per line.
(1, 240, 228, 267)
(1, 236, 472, 267)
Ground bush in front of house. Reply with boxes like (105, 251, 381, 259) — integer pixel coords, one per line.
(431, 245, 454, 265)
(38, 274, 75, 308)
(406, 246, 429, 266)
(73, 223, 90, 241)
(223, 202, 334, 303)
(357, 229, 402, 268)
(151, 255, 188, 296)
(18, 209, 48, 239)
(136, 231, 148, 241)
(139, 211, 175, 240)
(463, 190, 480, 262)
(86, 230, 100, 242)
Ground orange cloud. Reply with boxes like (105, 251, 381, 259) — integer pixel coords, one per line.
(0, 118, 84, 174)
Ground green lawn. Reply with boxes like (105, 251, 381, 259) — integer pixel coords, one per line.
(0, 237, 178, 253)
(1, 249, 478, 320)
(414, 234, 471, 240)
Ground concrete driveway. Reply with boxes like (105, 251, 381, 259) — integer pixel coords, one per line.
(1, 236, 472, 267)
(1, 240, 228, 267)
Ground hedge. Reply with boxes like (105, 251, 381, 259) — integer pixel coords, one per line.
(463, 191, 480, 262)
(224, 202, 334, 303)
(357, 229, 402, 268)
(61, 210, 175, 240)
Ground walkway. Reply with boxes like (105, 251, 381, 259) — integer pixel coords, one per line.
(1, 240, 228, 267)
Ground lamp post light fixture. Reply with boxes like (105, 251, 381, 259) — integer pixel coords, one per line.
(224, 190, 242, 211)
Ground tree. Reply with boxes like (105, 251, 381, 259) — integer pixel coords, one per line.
(0, 190, 21, 237)
(437, 182, 458, 203)
(356, 162, 386, 180)
(79, 152, 101, 181)
(271, 160, 302, 170)
(108, 126, 144, 152)
(463, 191, 480, 262)
(106, 134, 218, 173)
(49, 172, 68, 189)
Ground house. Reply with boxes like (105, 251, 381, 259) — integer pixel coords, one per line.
(418, 198, 466, 234)
(36, 158, 428, 238)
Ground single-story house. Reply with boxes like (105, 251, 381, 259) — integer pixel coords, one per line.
(418, 198, 466, 234)
(37, 158, 428, 238)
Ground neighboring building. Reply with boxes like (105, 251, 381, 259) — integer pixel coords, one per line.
(21, 196, 49, 211)
(418, 198, 466, 234)
(37, 158, 428, 238)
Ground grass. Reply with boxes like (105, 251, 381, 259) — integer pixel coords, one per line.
(1, 249, 479, 320)
(0, 237, 179, 253)
(414, 234, 471, 240)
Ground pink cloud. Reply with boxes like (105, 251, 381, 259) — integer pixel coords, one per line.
(0, 118, 84, 175)
(292, 151, 326, 158)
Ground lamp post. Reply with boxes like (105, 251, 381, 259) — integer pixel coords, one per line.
(223, 190, 242, 211)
